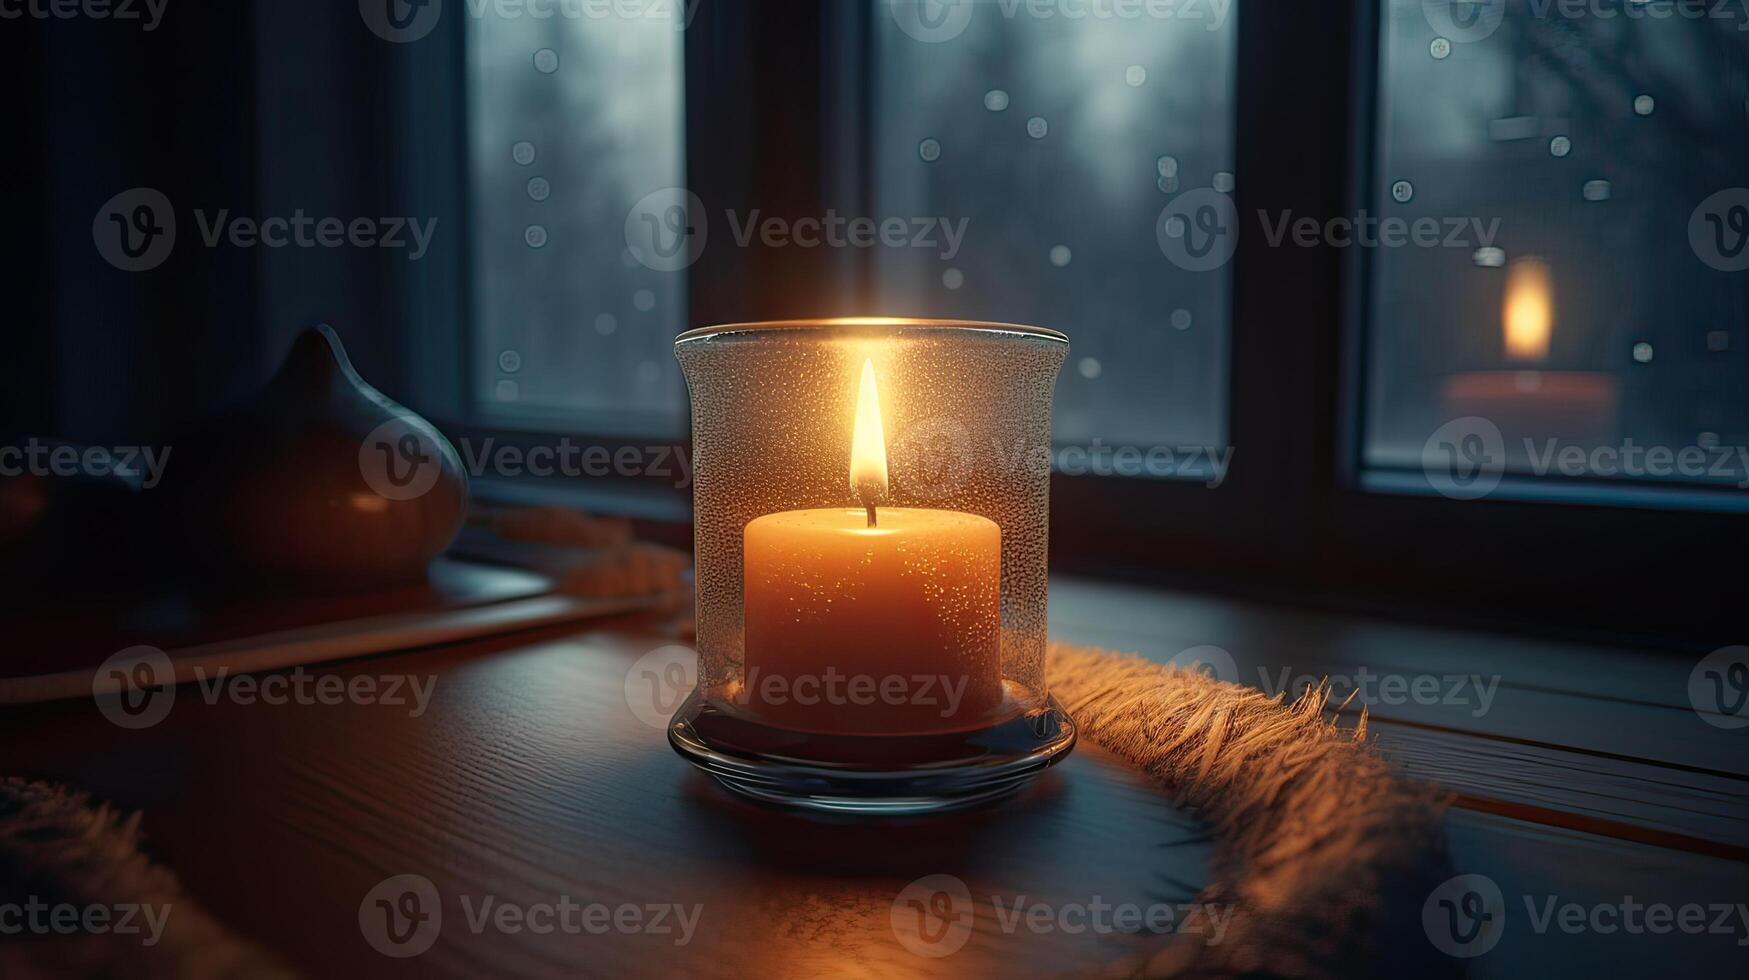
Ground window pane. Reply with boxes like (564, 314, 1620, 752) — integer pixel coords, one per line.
(871, 0, 1237, 459)
(467, 13, 685, 436)
(1365, 0, 1749, 495)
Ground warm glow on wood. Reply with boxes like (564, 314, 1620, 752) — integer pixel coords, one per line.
(849, 358, 889, 514)
(1503, 257, 1553, 363)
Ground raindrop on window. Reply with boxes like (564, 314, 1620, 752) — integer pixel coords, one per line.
(942, 267, 964, 290)
(1631, 342, 1654, 364)
(1169, 309, 1192, 330)
(1582, 179, 1611, 202)
(918, 138, 942, 162)
(1026, 116, 1049, 139)
(1163, 215, 1186, 238)
(1429, 37, 1451, 60)
(983, 89, 1009, 112)
(1549, 136, 1571, 158)
(1391, 180, 1414, 203)
(524, 225, 548, 248)
(1124, 65, 1147, 87)
(594, 313, 618, 336)
(498, 350, 522, 373)
(533, 48, 559, 74)
(1156, 155, 1179, 178)
(527, 176, 551, 201)
(1049, 245, 1072, 267)
(1213, 172, 1235, 193)
(1156, 175, 1180, 194)
(1472, 246, 1506, 268)
(1633, 94, 1655, 116)
(633, 289, 656, 312)
(511, 141, 536, 166)
(1077, 357, 1102, 379)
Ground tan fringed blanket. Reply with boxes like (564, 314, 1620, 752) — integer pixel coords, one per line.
(1048, 643, 1455, 979)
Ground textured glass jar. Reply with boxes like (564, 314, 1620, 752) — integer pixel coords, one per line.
(668, 319, 1076, 813)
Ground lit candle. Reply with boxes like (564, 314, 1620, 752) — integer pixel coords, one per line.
(740, 359, 1004, 735)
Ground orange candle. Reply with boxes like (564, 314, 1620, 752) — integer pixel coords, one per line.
(739, 361, 1003, 735)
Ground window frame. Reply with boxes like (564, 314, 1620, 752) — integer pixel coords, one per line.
(417, 0, 1741, 644)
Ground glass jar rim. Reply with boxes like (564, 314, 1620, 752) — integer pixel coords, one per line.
(675, 317, 1068, 346)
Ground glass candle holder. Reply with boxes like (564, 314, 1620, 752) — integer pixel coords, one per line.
(669, 319, 1076, 813)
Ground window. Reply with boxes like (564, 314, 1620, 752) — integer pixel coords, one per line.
(871, 0, 1238, 454)
(466, 10, 687, 438)
(1362, 0, 1749, 498)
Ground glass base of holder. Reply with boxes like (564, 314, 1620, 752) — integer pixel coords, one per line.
(667, 689, 1077, 815)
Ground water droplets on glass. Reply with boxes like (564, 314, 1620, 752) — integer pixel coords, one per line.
(1429, 37, 1451, 60)
(1124, 65, 1147, 87)
(1157, 175, 1179, 194)
(918, 138, 942, 162)
(511, 141, 536, 166)
(533, 48, 559, 74)
(1170, 309, 1192, 330)
(1213, 171, 1235, 193)
(1633, 94, 1655, 116)
(983, 89, 1009, 112)
(1391, 179, 1414, 203)
(1077, 356, 1102, 380)
(526, 176, 551, 201)
(1582, 179, 1612, 202)
(942, 267, 965, 290)
(524, 224, 548, 248)
(1549, 135, 1571, 158)
(1049, 245, 1072, 267)
(1026, 116, 1049, 139)
(1631, 342, 1654, 364)
(1156, 155, 1179, 178)
(632, 288, 656, 312)
(497, 349, 522, 373)
(1472, 246, 1506, 268)
(594, 313, 619, 336)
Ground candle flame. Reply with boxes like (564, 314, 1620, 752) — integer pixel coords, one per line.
(849, 358, 888, 508)
(1503, 257, 1552, 363)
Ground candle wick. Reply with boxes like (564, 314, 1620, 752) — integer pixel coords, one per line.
(865, 502, 877, 528)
